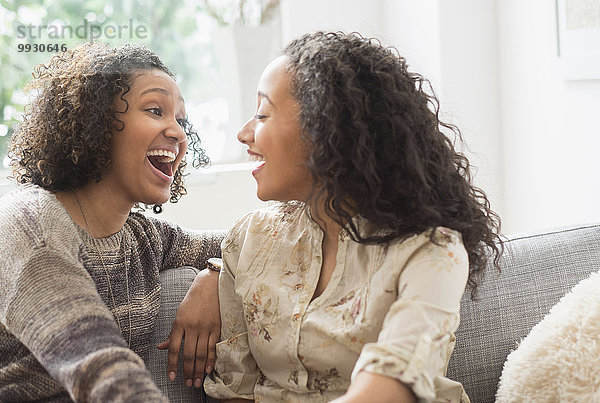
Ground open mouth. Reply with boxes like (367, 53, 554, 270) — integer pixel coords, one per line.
(249, 153, 265, 164)
(147, 149, 177, 177)
(248, 153, 265, 173)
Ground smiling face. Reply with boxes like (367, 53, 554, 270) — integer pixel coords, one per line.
(237, 56, 313, 202)
(102, 69, 188, 205)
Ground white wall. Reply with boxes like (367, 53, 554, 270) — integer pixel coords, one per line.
(437, 0, 503, 221)
(280, 0, 505, 230)
(160, 0, 396, 231)
(271, 0, 600, 234)
(0, 167, 266, 232)
(156, 166, 266, 231)
(5, 0, 599, 235)
(498, 0, 600, 233)
(281, 0, 385, 42)
(380, 0, 442, 86)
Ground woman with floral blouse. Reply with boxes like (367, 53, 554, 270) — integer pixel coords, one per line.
(202, 32, 503, 402)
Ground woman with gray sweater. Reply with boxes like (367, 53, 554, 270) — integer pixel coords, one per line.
(0, 43, 221, 401)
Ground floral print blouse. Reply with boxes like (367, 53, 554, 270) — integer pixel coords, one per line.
(204, 202, 470, 402)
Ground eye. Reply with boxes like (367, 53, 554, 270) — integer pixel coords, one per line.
(147, 107, 163, 116)
(255, 114, 267, 120)
(176, 118, 187, 128)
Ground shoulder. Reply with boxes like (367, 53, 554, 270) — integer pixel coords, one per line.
(243, 201, 304, 226)
(424, 226, 465, 255)
(391, 226, 468, 269)
(0, 184, 77, 250)
(123, 211, 181, 252)
(0, 183, 46, 220)
(222, 202, 304, 253)
(0, 184, 82, 282)
(228, 202, 303, 237)
(126, 211, 162, 234)
(390, 227, 469, 307)
(125, 210, 212, 240)
(125, 211, 225, 258)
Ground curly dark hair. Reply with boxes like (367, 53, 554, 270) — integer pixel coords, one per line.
(282, 32, 503, 293)
(8, 42, 209, 210)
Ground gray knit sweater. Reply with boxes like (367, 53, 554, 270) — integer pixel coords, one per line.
(0, 184, 223, 402)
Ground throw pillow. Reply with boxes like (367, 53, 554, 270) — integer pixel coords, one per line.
(496, 269, 600, 402)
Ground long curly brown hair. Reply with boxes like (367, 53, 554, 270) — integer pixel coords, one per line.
(8, 42, 209, 210)
(282, 32, 503, 293)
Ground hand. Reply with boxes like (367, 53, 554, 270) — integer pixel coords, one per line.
(157, 268, 221, 388)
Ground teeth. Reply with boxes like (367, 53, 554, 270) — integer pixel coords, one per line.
(248, 154, 265, 162)
(147, 149, 176, 163)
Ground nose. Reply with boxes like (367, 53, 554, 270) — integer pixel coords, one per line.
(165, 118, 187, 144)
(237, 116, 255, 144)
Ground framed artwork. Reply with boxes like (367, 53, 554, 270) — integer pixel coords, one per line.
(555, 0, 600, 80)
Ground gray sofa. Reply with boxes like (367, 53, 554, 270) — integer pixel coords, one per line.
(447, 223, 600, 402)
(145, 224, 600, 402)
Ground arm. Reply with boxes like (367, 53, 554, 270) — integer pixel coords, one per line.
(146, 215, 225, 270)
(1, 247, 166, 402)
(203, 215, 259, 400)
(147, 217, 225, 386)
(157, 267, 221, 388)
(343, 228, 469, 402)
(331, 371, 416, 403)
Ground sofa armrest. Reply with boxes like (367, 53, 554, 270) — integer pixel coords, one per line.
(145, 266, 205, 402)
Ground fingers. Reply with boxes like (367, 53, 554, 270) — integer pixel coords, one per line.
(194, 334, 208, 388)
(156, 338, 170, 350)
(190, 331, 218, 388)
(167, 327, 184, 382)
(205, 331, 218, 374)
(192, 333, 208, 388)
(182, 331, 198, 387)
(164, 329, 210, 389)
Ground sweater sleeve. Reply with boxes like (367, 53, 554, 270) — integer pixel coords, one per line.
(139, 214, 225, 272)
(1, 246, 167, 402)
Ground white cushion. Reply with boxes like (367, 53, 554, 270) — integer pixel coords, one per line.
(496, 269, 600, 402)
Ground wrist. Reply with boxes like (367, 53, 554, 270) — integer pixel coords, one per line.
(190, 264, 219, 288)
(187, 265, 220, 297)
(205, 257, 222, 273)
(203, 267, 220, 278)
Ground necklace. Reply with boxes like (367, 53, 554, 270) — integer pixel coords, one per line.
(71, 188, 132, 347)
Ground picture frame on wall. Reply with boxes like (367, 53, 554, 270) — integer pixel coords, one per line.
(555, 0, 600, 80)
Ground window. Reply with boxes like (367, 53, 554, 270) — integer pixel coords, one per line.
(0, 0, 281, 173)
